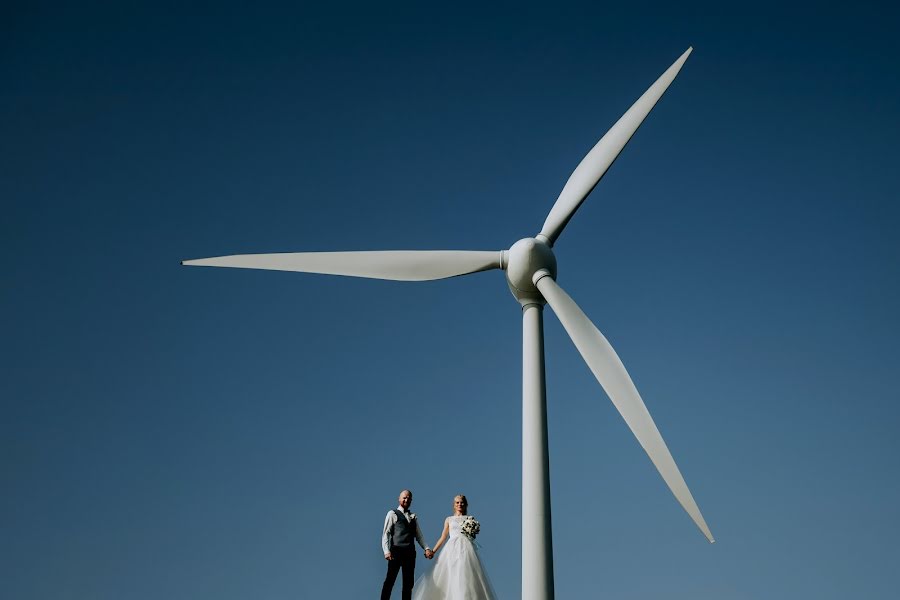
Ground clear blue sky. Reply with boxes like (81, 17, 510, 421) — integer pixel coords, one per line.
(3, 2, 899, 598)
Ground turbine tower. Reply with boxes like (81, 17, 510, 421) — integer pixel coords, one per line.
(184, 47, 713, 599)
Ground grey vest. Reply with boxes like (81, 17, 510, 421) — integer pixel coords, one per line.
(391, 510, 416, 548)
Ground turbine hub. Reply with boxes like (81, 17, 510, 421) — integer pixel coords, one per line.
(504, 237, 557, 306)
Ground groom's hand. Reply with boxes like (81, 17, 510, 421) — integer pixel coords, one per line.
(384, 552, 393, 561)
(425, 549, 434, 559)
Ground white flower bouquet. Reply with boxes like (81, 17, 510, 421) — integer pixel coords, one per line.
(461, 516, 481, 540)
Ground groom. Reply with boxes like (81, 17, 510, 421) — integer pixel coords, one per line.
(381, 489, 433, 600)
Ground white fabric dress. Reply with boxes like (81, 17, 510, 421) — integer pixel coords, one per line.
(412, 515, 498, 600)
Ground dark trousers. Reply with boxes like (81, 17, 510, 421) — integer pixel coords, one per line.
(381, 545, 416, 600)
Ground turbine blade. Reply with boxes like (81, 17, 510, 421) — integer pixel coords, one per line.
(182, 250, 502, 282)
(534, 272, 714, 542)
(539, 47, 693, 246)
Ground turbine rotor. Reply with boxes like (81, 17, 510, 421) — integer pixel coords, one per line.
(505, 237, 557, 305)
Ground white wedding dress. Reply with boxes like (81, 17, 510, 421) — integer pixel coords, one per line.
(412, 515, 498, 600)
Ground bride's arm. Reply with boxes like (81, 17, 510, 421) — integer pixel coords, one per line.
(431, 518, 451, 553)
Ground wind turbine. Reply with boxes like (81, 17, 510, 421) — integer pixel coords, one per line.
(184, 47, 713, 599)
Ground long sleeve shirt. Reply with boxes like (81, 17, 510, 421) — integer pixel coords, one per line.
(381, 506, 430, 555)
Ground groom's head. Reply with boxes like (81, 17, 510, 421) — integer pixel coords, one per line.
(398, 489, 413, 510)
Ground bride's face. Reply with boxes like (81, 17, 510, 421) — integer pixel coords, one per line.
(454, 498, 467, 515)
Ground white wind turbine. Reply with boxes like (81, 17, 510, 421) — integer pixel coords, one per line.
(184, 47, 713, 599)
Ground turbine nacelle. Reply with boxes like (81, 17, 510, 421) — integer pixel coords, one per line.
(503, 237, 557, 306)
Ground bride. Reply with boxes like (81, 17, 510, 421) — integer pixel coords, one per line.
(412, 494, 498, 600)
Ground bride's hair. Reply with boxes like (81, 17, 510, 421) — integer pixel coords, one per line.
(453, 494, 468, 515)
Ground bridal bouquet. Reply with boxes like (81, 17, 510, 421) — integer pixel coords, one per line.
(461, 516, 481, 540)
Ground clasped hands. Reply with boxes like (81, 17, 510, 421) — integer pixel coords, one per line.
(384, 549, 434, 560)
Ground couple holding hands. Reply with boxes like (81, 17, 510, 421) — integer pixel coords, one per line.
(380, 490, 497, 600)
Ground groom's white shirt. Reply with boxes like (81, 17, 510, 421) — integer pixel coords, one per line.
(382, 506, 431, 554)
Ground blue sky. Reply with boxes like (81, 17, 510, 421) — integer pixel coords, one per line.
(3, 2, 899, 598)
